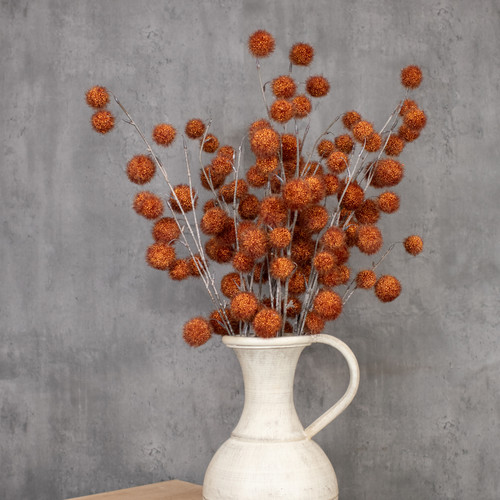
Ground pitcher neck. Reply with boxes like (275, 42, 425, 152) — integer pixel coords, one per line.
(227, 338, 311, 442)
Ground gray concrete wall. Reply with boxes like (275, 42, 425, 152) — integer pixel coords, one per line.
(1, 0, 499, 498)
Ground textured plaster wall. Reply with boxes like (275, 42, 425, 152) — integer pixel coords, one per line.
(1, 0, 499, 499)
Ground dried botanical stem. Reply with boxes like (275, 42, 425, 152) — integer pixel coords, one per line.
(113, 94, 235, 334)
(255, 59, 270, 116)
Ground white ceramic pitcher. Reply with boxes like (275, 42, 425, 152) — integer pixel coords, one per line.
(203, 334, 360, 500)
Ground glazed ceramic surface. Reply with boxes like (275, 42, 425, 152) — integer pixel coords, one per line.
(202, 334, 360, 500)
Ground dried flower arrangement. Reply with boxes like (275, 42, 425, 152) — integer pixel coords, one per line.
(85, 30, 426, 347)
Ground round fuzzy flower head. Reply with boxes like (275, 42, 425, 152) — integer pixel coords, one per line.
(300, 205, 328, 233)
(401, 65, 423, 89)
(91, 110, 114, 134)
(292, 95, 312, 118)
(152, 217, 181, 242)
(321, 226, 345, 251)
(403, 108, 427, 131)
(272, 75, 297, 99)
(281, 134, 300, 161)
(377, 191, 400, 213)
(201, 134, 219, 153)
(269, 227, 292, 249)
(355, 199, 380, 225)
(185, 118, 205, 139)
(327, 151, 349, 174)
(375, 275, 401, 302)
(211, 155, 233, 176)
(398, 124, 420, 143)
(335, 134, 354, 154)
(306, 175, 326, 204)
(371, 159, 404, 188)
(152, 123, 176, 146)
(251, 127, 280, 158)
(249, 119, 272, 139)
(283, 178, 312, 210)
(86, 86, 109, 109)
(356, 270, 377, 289)
(400, 99, 418, 116)
(248, 30, 275, 58)
(240, 226, 268, 259)
(232, 251, 254, 273)
(221, 272, 242, 298)
(170, 184, 197, 213)
(253, 308, 282, 338)
(305, 311, 325, 335)
(357, 225, 383, 255)
(313, 289, 343, 321)
(317, 140, 335, 158)
(259, 196, 288, 227)
(289, 42, 314, 66)
(133, 191, 164, 219)
(365, 133, 382, 153)
(183, 317, 212, 347)
(270, 257, 295, 281)
(169, 259, 191, 281)
(127, 155, 155, 185)
(231, 292, 259, 322)
(313, 251, 337, 275)
(306, 76, 330, 98)
(238, 194, 260, 220)
(384, 135, 405, 157)
(270, 99, 294, 123)
(201, 207, 228, 235)
(404, 235, 424, 256)
(246, 165, 268, 188)
(352, 120, 374, 142)
(146, 242, 176, 270)
(339, 181, 364, 210)
(324, 173, 340, 196)
(342, 111, 362, 130)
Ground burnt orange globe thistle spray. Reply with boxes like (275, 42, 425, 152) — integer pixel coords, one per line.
(86, 29, 427, 345)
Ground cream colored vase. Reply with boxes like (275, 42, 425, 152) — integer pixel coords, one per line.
(202, 334, 360, 500)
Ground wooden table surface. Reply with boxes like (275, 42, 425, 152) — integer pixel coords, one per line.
(66, 479, 203, 500)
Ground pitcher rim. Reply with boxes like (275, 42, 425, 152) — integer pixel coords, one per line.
(222, 334, 315, 349)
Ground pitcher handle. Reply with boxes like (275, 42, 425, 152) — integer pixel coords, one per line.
(304, 334, 360, 439)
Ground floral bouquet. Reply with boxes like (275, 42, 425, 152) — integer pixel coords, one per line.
(85, 30, 426, 347)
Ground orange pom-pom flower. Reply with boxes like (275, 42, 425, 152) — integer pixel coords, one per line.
(292, 95, 312, 118)
(253, 308, 282, 338)
(185, 118, 205, 139)
(152, 217, 180, 242)
(133, 191, 164, 219)
(170, 184, 197, 212)
(272, 75, 297, 98)
(404, 235, 424, 256)
(183, 317, 212, 347)
(248, 30, 275, 58)
(401, 65, 423, 89)
(356, 270, 377, 289)
(356, 225, 383, 255)
(127, 155, 155, 185)
(146, 242, 176, 270)
(313, 289, 343, 320)
(375, 275, 401, 302)
(270, 99, 294, 123)
(306, 75, 330, 97)
(289, 43, 314, 66)
(91, 110, 114, 134)
(152, 123, 176, 146)
(86, 86, 109, 109)
(231, 292, 259, 321)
